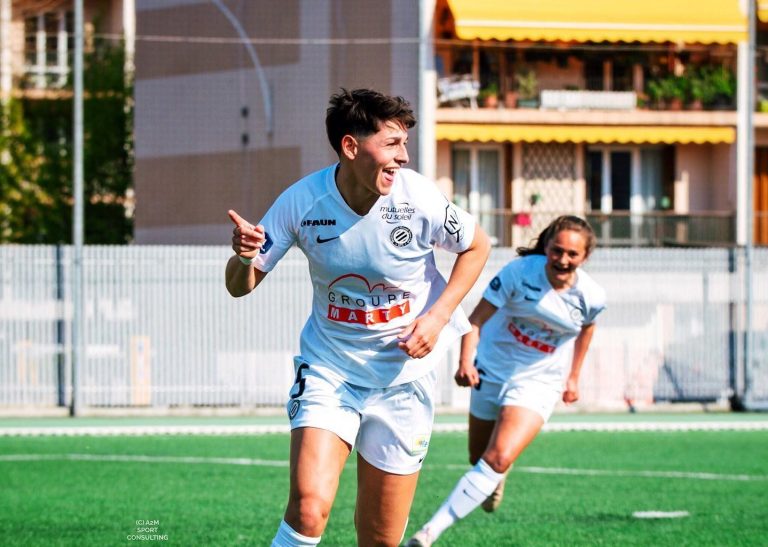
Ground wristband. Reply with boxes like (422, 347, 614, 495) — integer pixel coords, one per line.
(238, 255, 254, 265)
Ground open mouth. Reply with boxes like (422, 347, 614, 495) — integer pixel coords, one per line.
(382, 167, 398, 180)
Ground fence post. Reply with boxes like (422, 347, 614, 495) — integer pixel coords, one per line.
(55, 245, 66, 407)
(728, 247, 745, 410)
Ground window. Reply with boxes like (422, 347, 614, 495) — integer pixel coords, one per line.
(23, 10, 73, 89)
(586, 146, 671, 213)
(451, 145, 504, 245)
(586, 145, 674, 246)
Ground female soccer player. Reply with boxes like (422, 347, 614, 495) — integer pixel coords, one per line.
(225, 88, 490, 547)
(407, 215, 606, 546)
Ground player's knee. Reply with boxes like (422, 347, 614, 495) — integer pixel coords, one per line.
(482, 451, 514, 473)
(287, 495, 332, 535)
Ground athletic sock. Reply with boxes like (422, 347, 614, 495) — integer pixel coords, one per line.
(419, 459, 506, 540)
(271, 519, 321, 547)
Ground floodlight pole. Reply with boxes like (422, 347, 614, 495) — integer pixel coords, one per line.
(210, 0, 273, 135)
(70, 0, 84, 417)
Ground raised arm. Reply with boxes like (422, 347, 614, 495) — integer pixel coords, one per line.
(225, 209, 269, 297)
(398, 224, 492, 359)
(562, 322, 596, 404)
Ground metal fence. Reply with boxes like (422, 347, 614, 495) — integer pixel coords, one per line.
(1, 245, 766, 412)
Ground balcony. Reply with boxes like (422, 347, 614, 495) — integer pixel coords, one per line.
(584, 212, 736, 247)
(434, 42, 742, 120)
(473, 210, 739, 248)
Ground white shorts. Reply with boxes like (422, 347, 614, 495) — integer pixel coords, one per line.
(285, 356, 436, 475)
(469, 370, 561, 422)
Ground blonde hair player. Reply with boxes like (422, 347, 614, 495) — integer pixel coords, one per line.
(225, 88, 490, 547)
(407, 215, 606, 546)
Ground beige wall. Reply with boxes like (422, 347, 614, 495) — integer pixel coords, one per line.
(135, 2, 300, 80)
(134, 0, 421, 244)
(675, 143, 735, 213)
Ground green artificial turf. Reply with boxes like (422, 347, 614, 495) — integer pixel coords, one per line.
(0, 430, 766, 546)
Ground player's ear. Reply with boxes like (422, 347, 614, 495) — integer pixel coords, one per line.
(340, 134, 358, 160)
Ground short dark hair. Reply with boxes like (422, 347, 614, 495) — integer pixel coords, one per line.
(325, 88, 416, 155)
(517, 215, 597, 257)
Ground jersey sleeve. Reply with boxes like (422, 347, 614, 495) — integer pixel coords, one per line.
(584, 285, 607, 325)
(428, 192, 476, 254)
(481, 261, 519, 309)
(251, 187, 300, 273)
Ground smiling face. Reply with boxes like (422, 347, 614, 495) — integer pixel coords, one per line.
(544, 229, 589, 290)
(344, 119, 409, 200)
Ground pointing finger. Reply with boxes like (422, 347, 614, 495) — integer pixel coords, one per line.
(227, 209, 251, 228)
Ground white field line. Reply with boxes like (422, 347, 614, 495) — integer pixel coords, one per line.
(1, 420, 768, 437)
(0, 453, 288, 467)
(441, 464, 768, 482)
(0, 453, 766, 482)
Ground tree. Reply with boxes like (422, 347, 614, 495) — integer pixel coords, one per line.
(0, 99, 60, 242)
(0, 40, 133, 244)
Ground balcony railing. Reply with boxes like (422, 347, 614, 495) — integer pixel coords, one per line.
(472, 210, 740, 248)
(584, 212, 736, 247)
(540, 90, 637, 111)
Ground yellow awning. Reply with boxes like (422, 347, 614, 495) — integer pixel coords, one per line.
(435, 124, 735, 144)
(759, 1, 768, 23)
(447, 0, 746, 44)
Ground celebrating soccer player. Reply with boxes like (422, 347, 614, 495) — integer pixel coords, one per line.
(407, 215, 606, 546)
(225, 88, 490, 547)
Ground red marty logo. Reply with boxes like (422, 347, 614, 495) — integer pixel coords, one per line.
(327, 273, 411, 325)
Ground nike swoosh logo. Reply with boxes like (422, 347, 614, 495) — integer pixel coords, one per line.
(316, 235, 340, 244)
(524, 296, 538, 301)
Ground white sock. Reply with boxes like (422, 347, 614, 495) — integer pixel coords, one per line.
(420, 459, 505, 540)
(271, 519, 321, 547)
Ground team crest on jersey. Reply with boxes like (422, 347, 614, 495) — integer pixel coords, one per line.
(490, 276, 501, 291)
(570, 308, 584, 322)
(288, 400, 301, 420)
(390, 226, 413, 247)
(444, 203, 465, 243)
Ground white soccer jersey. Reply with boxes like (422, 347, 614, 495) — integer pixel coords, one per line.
(477, 254, 606, 386)
(252, 164, 476, 387)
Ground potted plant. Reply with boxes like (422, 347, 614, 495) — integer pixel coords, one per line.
(667, 75, 687, 111)
(647, 75, 685, 110)
(503, 77, 518, 108)
(687, 67, 715, 110)
(705, 65, 736, 110)
(515, 68, 539, 108)
(657, 75, 686, 110)
(646, 79, 665, 109)
(478, 82, 500, 108)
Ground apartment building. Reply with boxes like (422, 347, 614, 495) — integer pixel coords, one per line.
(0, 0, 132, 97)
(432, 0, 768, 247)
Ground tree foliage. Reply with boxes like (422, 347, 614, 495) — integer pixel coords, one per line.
(0, 40, 133, 243)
